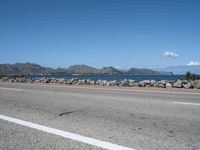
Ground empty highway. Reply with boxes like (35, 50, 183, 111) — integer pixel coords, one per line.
(0, 83, 200, 150)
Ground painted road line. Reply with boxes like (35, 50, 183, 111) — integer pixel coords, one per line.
(0, 114, 136, 150)
(58, 87, 200, 96)
(0, 87, 22, 91)
(19, 84, 200, 96)
(173, 102, 200, 106)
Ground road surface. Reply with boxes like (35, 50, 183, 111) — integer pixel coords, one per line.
(0, 83, 200, 150)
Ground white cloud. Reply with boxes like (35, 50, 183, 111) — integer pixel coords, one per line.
(163, 51, 179, 58)
(187, 61, 200, 66)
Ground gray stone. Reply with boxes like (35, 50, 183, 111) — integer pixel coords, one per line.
(77, 80, 86, 85)
(183, 83, 192, 89)
(90, 80, 95, 85)
(133, 82, 140, 87)
(85, 80, 92, 85)
(57, 78, 65, 84)
(158, 83, 165, 88)
(191, 80, 200, 89)
(152, 82, 159, 87)
(1, 77, 9, 82)
(166, 82, 172, 88)
(139, 80, 151, 87)
(110, 80, 117, 86)
(69, 78, 78, 84)
(150, 80, 157, 85)
(106, 82, 111, 86)
(160, 80, 166, 85)
(173, 79, 182, 88)
(121, 79, 130, 86)
(101, 80, 107, 86)
(182, 80, 189, 84)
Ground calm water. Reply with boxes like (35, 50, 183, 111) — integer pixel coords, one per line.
(27, 74, 184, 82)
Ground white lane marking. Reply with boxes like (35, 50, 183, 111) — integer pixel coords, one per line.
(173, 102, 200, 106)
(0, 87, 22, 91)
(1, 84, 200, 95)
(25, 84, 200, 96)
(0, 114, 136, 150)
(57, 87, 200, 96)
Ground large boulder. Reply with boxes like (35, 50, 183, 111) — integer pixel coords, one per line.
(77, 79, 86, 85)
(101, 80, 107, 86)
(95, 80, 101, 86)
(110, 80, 117, 86)
(166, 82, 172, 88)
(1, 77, 9, 82)
(57, 78, 65, 84)
(106, 81, 111, 86)
(90, 80, 95, 85)
(191, 80, 200, 89)
(173, 79, 182, 88)
(158, 83, 165, 88)
(41, 78, 50, 83)
(150, 80, 157, 85)
(139, 80, 151, 87)
(128, 80, 135, 87)
(152, 82, 159, 88)
(49, 78, 57, 83)
(121, 79, 130, 86)
(183, 83, 192, 89)
(69, 78, 78, 84)
(160, 80, 166, 85)
(18, 77, 27, 82)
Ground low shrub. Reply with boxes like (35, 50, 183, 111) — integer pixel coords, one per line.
(184, 72, 199, 81)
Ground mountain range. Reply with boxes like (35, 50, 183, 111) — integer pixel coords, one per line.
(0, 63, 173, 75)
(153, 65, 200, 75)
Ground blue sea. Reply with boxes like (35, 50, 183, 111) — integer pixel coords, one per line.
(27, 74, 184, 82)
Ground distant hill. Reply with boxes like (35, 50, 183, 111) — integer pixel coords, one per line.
(154, 65, 200, 75)
(0, 63, 172, 75)
(125, 68, 173, 75)
(99, 67, 123, 75)
(67, 65, 99, 74)
(0, 63, 53, 75)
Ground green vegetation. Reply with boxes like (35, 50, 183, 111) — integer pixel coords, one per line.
(0, 74, 5, 79)
(184, 72, 199, 81)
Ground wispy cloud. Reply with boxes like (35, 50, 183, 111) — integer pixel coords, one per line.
(187, 61, 200, 66)
(163, 51, 179, 58)
(131, 34, 152, 39)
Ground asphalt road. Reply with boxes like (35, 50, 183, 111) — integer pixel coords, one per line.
(0, 83, 200, 150)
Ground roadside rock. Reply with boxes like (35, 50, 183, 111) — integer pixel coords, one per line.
(1, 77, 9, 82)
(160, 80, 166, 85)
(121, 79, 130, 86)
(152, 82, 159, 88)
(57, 78, 65, 84)
(77, 79, 86, 85)
(191, 80, 200, 89)
(150, 80, 157, 85)
(128, 80, 135, 87)
(183, 83, 192, 89)
(109, 80, 117, 86)
(1, 76, 200, 90)
(173, 79, 182, 88)
(166, 82, 172, 88)
(139, 80, 151, 87)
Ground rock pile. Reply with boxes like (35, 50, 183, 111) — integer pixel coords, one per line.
(0, 76, 200, 89)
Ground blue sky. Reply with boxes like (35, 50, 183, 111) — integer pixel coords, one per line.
(0, 0, 200, 68)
